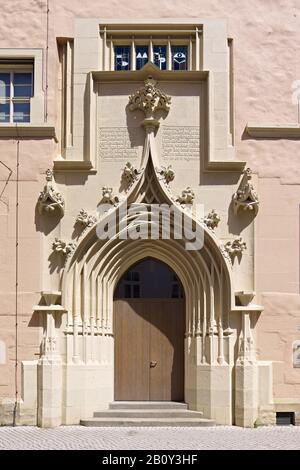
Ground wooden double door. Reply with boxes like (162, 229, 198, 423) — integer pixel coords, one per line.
(114, 299, 185, 401)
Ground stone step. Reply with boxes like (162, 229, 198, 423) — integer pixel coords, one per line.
(80, 417, 215, 427)
(109, 401, 188, 410)
(93, 410, 203, 418)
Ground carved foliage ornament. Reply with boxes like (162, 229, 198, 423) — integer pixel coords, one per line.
(52, 238, 76, 257)
(156, 165, 175, 185)
(176, 187, 195, 206)
(225, 237, 247, 259)
(204, 210, 220, 230)
(233, 168, 259, 215)
(101, 187, 120, 206)
(121, 162, 142, 189)
(128, 77, 171, 120)
(38, 169, 65, 217)
(76, 209, 97, 228)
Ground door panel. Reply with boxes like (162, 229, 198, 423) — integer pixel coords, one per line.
(114, 299, 184, 401)
(149, 300, 184, 401)
(114, 300, 150, 400)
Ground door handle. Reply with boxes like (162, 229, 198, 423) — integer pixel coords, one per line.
(150, 361, 157, 368)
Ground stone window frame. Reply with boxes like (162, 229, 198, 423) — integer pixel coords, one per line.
(100, 24, 200, 72)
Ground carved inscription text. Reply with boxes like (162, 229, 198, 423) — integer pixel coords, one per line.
(99, 127, 140, 161)
(162, 126, 200, 161)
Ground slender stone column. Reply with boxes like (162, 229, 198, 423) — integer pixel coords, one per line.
(34, 292, 66, 427)
(235, 306, 260, 427)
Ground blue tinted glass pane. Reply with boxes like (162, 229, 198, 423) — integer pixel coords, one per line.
(0, 73, 10, 99)
(13, 73, 32, 97)
(172, 46, 188, 70)
(114, 46, 130, 71)
(13, 85, 32, 98)
(153, 46, 166, 70)
(136, 46, 148, 70)
(13, 73, 32, 85)
(0, 102, 10, 122)
(13, 101, 30, 122)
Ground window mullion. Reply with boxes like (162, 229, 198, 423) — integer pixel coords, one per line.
(167, 38, 171, 70)
(10, 71, 13, 123)
(149, 37, 153, 63)
(131, 37, 135, 71)
(189, 36, 193, 71)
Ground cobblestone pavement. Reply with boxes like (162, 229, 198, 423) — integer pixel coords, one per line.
(0, 426, 300, 450)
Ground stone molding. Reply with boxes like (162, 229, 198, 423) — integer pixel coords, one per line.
(246, 123, 300, 138)
(0, 124, 58, 141)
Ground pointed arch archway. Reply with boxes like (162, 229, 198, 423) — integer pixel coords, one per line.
(59, 85, 236, 420)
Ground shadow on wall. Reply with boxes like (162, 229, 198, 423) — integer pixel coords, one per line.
(34, 204, 61, 235)
(227, 198, 255, 236)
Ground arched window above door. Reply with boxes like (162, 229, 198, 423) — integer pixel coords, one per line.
(114, 258, 184, 299)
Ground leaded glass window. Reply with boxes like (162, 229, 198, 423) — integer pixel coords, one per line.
(171, 46, 188, 71)
(153, 45, 167, 70)
(136, 45, 148, 70)
(114, 46, 131, 71)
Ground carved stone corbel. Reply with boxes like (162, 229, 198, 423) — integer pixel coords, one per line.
(75, 209, 97, 229)
(38, 169, 65, 217)
(233, 168, 259, 215)
(204, 210, 220, 230)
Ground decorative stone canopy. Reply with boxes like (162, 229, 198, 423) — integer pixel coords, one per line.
(38, 169, 65, 217)
(233, 168, 259, 215)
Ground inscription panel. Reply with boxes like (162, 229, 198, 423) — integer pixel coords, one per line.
(162, 126, 200, 161)
(99, 127, 140, 161)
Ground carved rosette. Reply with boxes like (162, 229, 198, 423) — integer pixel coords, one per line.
(52, 238, 76, 257)
(204, 210, 220, 231)
(38, 169, 65, 217)
(128, 77, 171, 129)
(76, 209, 97, 228)
(233, 168, 259, 215)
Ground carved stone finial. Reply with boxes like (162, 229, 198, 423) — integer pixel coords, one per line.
(75, 209, 97, 228)
(156, 165, 175, 185)
(121, 162, 142, 189)
(177, 187, 195, 206)
(204, 210, 220, 230)
(225, 237, 247, 260)
(52, 238, 76, 257)
(128, 77, 171, 128)
(233, 168, 259, 215)
(101, 187, 120, 206)
(38, 169, 65, 217)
